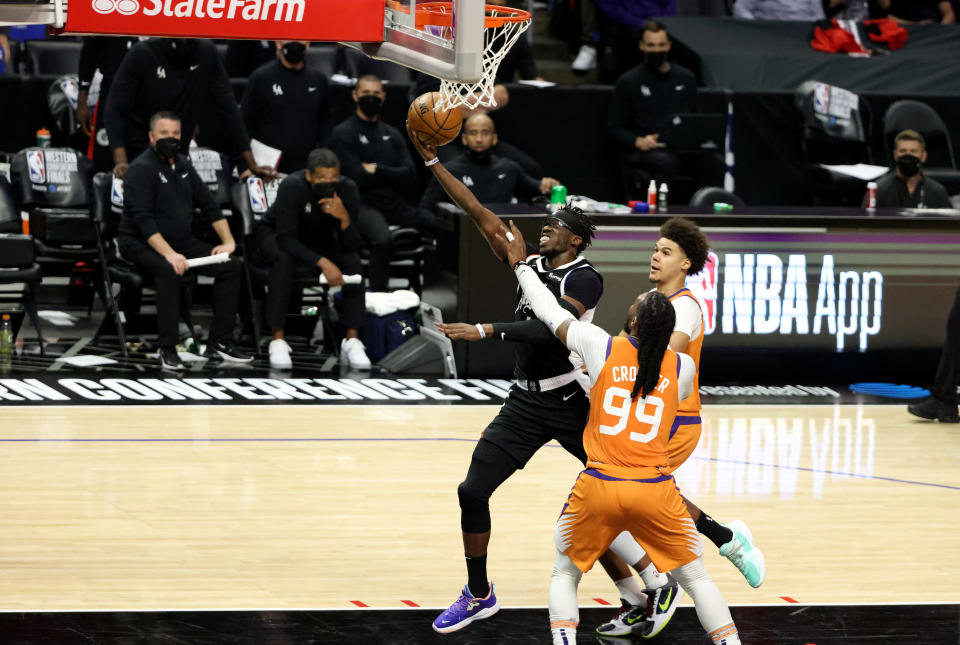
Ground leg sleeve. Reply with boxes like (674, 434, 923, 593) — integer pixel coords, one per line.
(670, 557, 738, 642)
(548, 550, 583, 633)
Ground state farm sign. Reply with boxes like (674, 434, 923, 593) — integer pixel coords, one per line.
(63, 0, 384, 42)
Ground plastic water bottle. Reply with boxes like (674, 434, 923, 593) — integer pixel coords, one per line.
(0, 314, 13, 356)
(865, 182, 877, 211)
(658, 182, 669, 213)
(647, 180, 657, 213)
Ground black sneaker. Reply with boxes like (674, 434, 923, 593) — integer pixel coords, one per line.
(908, 396, 960, 423)
(159, 346, 185, 371)
(204, 340, 254, 364)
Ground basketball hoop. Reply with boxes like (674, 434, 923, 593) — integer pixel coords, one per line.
(415, 2, 531, 111)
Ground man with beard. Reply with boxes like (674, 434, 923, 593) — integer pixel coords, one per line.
(242, 40, 333, 175)
(865, 130, 951, 208)
(408, 125, 685, 639)
(329, 75, 416, 291)
(417, 112, 559, 230)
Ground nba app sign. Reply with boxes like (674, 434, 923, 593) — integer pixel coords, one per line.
(63, 0, 383, 41)
(689, 252, 882, 352)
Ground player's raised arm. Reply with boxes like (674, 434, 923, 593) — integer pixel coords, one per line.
(406, 121, 511, 261)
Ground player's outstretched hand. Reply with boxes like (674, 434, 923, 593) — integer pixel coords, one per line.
(405, 120, 437, 162)
(435, 322, 484, 342)
(500, 220, 528, 269)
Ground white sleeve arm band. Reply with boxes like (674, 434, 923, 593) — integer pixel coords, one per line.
(515, 264, 576, 335)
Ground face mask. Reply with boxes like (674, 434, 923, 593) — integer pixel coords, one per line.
(160, 38, 196, 65)
(313, 181, 341, 199)
(896, 154, 921, 177)
(357, 95, 383, 118)
(281, 42, 306, 65)
(467, 148, 492, 164)
(644, 51, 667, 71)
(154, 136, 180, 161)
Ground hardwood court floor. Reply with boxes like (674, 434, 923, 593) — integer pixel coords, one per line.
(0, 404, 957, 612)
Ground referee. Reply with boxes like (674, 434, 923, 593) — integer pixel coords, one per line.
(407, 125, 640, 635)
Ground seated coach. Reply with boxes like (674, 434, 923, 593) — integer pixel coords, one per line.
(256, 148, 372, 371)
(118, 111, 252, 370)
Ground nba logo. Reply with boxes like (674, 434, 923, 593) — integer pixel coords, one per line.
(689, 250, 719, 335)
(111, 175, 125, 207)
(247, 177, 267, 214)
(27, 150, 46, 183)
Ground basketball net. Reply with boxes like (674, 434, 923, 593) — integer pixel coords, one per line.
(418, 3, 531, 111)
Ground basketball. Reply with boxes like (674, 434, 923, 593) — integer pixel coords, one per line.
(407, 92, 463, 147)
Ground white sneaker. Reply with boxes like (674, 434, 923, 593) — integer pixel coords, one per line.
(572, 45, 597, 73)
(340, 337, 372, 370)
(268, 338, 293, 369)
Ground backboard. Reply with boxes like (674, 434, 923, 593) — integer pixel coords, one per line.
(344, 0, 485, 83)
(1, 0, 520, 86)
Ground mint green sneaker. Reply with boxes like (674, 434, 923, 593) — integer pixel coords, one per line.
(719, 520, 765, 588)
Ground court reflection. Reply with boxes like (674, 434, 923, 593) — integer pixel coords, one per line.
(674, 405, 876, 499)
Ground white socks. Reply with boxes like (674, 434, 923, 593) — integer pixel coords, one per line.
(614, 576, 646, 606)
(640, 562, 669, 589)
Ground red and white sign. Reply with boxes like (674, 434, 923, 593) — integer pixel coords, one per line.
(63, 0, 385, 42)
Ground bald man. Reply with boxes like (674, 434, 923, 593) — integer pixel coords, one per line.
(417, 113, 560, 230)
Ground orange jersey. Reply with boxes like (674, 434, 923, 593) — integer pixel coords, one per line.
(669, 287, 703, 415)
(582, 337, 682, 476)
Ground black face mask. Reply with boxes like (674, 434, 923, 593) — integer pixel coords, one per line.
(313, 181, 341, 200)
(467, 148, 492, 164)
(357, 95, 383, 118)
(154, 137, 180, 161)
(644, 51, 668, 71)
(282, 42, 306, 65)
(896, 154, 921, 177)
(160, 38, 196, 66)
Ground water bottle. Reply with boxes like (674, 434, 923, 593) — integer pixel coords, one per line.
(36, 128, 51, 148)
(658, 182, 669, 213)
(865, 182, 877, 211)
(0, 314, 13, 356)
(647, 180, 658, 213)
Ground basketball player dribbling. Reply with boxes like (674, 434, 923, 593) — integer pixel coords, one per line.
(499, 220, 742, 645)
(596, 217, 766, 636)
(407, 124, 683, 637)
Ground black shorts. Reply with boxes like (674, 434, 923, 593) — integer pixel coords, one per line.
(482, 380, 589, 468)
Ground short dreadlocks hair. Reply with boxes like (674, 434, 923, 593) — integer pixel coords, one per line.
(659, 217, 709, 276)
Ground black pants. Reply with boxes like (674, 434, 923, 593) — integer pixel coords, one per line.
(258, 232, 366, 333)
(457, 383, 589, 533)
(118, 235, 241, 348)
(354, 203, 393, 292)
(932, 285, 960, 404)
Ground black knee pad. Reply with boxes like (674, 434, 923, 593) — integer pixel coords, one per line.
(458, 479, 491, 533)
